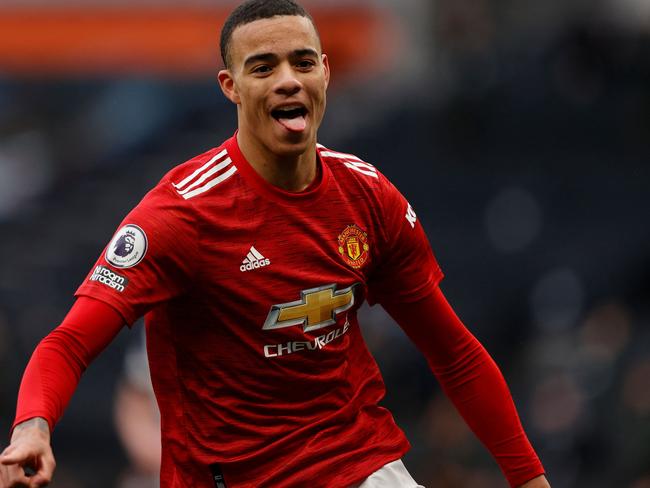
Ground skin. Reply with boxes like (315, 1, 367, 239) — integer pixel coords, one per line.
(0, 13, 551, 488)
(522, 476, 552, 488)
(217, 15, 330, 192)
(0, 418, 54, 487)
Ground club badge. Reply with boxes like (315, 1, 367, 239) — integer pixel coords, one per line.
(105, 224, 148, 268)
(337, 225, 370, 269)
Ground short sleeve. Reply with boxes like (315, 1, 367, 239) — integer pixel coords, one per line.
(367, 174, 443, 305)
(75, 184, 198, 325)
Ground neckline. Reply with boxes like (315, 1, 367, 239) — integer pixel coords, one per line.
(225, 133, 330, 204)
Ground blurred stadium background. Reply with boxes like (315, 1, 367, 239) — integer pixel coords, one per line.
(1, 0, 649, 487)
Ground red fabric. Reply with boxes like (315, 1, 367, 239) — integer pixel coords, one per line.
(12, 297, 125, 434)
(383, 287, 545, 488)
(12, 133, 542, 487)
(73, 134, 443, 488)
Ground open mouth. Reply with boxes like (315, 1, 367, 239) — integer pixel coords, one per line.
(271, 106, 308, 133)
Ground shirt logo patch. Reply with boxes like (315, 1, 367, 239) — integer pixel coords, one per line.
(240, 245, 271, 272)
(263, 283, 359, 333)
(337, 225, 370, 269)
(89, 265, 129, 292)
(105, 224, 148, 269)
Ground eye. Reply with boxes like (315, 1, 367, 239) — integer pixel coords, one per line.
(296, 60, 316, 70)
(252, 65, 272, 75)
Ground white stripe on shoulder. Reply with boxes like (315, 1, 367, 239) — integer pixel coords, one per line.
(344, 160, 377, 173)
(181, 166, 238, 200)
(319, 146, 378, 178)
(176, 158, 232, 196)
(343, 162, 378, 178)
(319, 149, 363, 162)
(173, 149, 228, 190)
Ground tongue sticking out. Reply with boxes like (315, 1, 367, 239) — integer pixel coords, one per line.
(277, 115, 307, 133)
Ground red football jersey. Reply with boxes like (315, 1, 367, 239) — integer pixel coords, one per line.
(75, 134, 443, 488)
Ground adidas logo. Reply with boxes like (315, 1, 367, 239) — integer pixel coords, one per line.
(240, 246, 271, 272)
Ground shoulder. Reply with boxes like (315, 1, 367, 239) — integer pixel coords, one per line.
(318, 144, 380, 181)
(155, 144, 239, 204)
(129, 144, 239, 231)
(317, 143, 397, 199)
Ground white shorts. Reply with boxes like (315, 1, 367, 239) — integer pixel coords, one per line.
(350, 459, 425, 488)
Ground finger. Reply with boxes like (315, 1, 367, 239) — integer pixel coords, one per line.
(2, 443, 44, 468)
(0, 444, 15, 458)
(4, 463, 32, 487)
(0, 446, 30, 465)
(26, 460, 55, 487)
(40, 454, 55, 478)
(29, 473, 52, 487)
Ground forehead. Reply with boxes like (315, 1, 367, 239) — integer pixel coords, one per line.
(229, 15, 321, 65)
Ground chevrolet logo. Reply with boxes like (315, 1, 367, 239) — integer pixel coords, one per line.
(263, 283, 359, 333)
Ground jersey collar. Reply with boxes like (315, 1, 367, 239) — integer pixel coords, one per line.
(225, 133, 331, 204)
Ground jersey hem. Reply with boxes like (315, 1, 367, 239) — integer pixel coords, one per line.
(11, 412, 55, 436)
(506, 465, 546, 488)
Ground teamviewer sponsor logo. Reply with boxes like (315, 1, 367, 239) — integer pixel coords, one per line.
(90, 265, 129, 292)
(240, 246, 271, 272)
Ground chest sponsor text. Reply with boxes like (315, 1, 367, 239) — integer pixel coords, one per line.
(264, 322, 350, 358)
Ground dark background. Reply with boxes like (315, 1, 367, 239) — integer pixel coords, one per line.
(0, 1, 649, 487)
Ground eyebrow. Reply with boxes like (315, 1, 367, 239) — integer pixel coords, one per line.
(292, 48, 319, 58)
(243, 52, 277, 68)
(243, 49, 319, 68)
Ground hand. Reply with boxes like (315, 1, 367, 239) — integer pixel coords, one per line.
(518, 475, 551, 488)
(0, 418, 55, 488)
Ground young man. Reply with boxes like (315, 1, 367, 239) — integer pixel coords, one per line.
(1, 1, 551, 487)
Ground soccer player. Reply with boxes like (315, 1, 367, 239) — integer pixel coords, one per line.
(1, 1, 551, 487)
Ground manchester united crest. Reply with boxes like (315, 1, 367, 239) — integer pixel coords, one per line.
(338, 225, 370, 269)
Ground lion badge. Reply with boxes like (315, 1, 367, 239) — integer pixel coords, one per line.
(105, 224, 148, 268)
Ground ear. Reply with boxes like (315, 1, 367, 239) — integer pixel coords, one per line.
(321, 53, 331, 90)
(217, 69, 241, 105)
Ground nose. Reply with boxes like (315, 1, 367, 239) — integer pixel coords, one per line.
(274, 63, 302, 96)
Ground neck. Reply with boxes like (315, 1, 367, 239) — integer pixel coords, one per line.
(236, 129, 317, 192)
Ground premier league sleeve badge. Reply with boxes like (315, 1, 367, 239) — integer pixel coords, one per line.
(105, 224, 148, 268)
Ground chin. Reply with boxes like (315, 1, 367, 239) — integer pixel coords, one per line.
(276, 145, 309, 158)
(270, 135, 312, 157)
